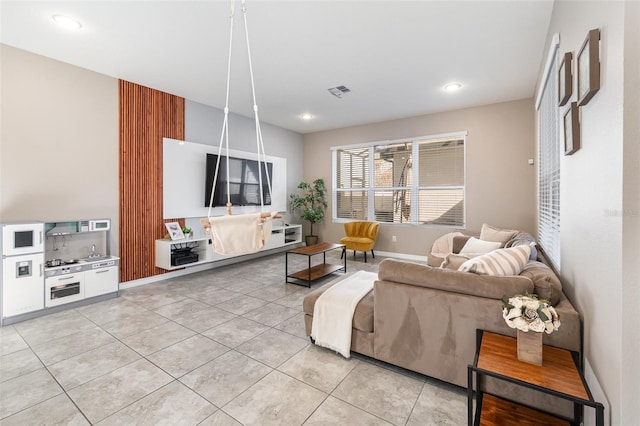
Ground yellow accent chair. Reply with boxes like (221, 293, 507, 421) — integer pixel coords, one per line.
(339, 221, 380, 263)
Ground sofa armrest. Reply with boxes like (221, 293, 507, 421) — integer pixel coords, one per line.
(377, 258, 534, 300)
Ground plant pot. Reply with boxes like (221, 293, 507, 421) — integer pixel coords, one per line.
(305, 235, 319, 246)
(517, 329, 543, 365)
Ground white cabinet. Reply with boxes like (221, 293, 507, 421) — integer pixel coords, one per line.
(264, 229, 284, 250)
(265, 225, 302, 250)
(155, 237, 215, 270)
(2, 253, 44, 317)
(85, 266, 119, 298)
(2, 223, 44, 256)
(282, 225, 302, 244)
(44, 265, 118, 307)
(45, 272, 84, 307)
(155, 224, 302, 270)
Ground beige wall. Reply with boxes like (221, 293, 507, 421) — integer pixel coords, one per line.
(302, 98, 536, 256)
(0, 45, 119, 253)
(538, 1, 639, 424)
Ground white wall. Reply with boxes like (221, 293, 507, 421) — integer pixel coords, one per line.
(0, 45, 119, 254)
(162, 138, 287, 220)
(184, 100, 304, 227)
(539, 2, 639, 424)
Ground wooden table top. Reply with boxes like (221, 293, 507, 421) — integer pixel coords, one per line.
(477, 331, 589, 400)
(287, 243, 345, 256)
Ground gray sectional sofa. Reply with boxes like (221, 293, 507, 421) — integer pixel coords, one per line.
(303, 233, 581, 417)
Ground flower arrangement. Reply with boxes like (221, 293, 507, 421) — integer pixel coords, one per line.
(501, 293, 561, 334)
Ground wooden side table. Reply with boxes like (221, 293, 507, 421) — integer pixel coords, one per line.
(467, 330, 604, 426)
(285, 243, 346, 287)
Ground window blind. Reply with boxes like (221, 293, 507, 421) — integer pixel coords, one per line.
(336, 148, 369, 219)
(538, 49, 561, 268)
(336, 147, 368, 189)
(332, 133, 465, 227)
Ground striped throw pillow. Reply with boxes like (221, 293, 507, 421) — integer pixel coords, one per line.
(458, 244, 532, 276)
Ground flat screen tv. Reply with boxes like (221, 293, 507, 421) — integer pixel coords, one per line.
(204, 153, 273, 207)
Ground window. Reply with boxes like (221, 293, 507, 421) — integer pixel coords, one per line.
(536, 36, 561, 268)
(332, 132, 466, 227)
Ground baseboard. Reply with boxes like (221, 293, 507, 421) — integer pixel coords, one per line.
(120, 246, 424, 290)
(119, 244, 300, 290)
(1, 292, 118, 326)
(584, 357, 610, 426)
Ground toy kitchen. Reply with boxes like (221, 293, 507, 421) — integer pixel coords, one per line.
(1, 219, 119, 326)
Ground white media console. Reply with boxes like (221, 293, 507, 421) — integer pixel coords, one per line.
(155, 224, 302, 271)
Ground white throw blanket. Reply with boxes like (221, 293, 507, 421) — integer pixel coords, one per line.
(207, 213, 274, 256)
(311, 270, 377, 358)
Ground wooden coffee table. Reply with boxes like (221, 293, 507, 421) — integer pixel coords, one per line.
(285, 243, 346, 287)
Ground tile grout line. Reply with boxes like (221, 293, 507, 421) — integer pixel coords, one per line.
(3, 254, 392, 425)
(403, 380, 428, 426)
(6, 323, 93, 425)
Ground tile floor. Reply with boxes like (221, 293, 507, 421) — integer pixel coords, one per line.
(0, 251, 467, 425)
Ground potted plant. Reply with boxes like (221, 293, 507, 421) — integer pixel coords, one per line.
(290, 178, 327, 246)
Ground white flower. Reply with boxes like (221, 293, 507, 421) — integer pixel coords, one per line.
(529, 318, 546, 333)
(512, 317, 529, 331)
(524, 299, 540, 311)
(544, 321, 554, 334)
(501, 293, 561, 334)
(503, 307, 521, 321)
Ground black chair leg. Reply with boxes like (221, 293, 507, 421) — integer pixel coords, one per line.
(371, 250, 375, 259)
(353, 250, 356, 258)
(364, 251, 367, 263)
(341, 249, 344, 259)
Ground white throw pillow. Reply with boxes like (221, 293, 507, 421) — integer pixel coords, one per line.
(459, 237, 501, 255)
(458, 244, 532, 276)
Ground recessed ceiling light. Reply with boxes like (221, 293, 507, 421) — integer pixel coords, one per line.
(52, 14, 82, 30)
(300, 113, 314, 120)
(443, 82, 462, 92)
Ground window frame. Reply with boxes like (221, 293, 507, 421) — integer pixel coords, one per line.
(331, 131, 467, 228)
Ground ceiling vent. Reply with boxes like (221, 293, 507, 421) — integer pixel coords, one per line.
(328, 85, 351, 98)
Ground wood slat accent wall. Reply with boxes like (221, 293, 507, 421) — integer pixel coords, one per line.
(119, 80, 185, 282)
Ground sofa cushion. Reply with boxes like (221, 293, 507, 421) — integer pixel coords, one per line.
(458, 244, 532, 276)
(427, 253, 445, 267)
(441, 253, 474, 270)
(505, 231, 538, 261)
(452, 235, 472, 254)
(459, 237, 501, 255)
(519, 261, 563, 305)
(340, 236, 374, 245)
(303, 281, 374, 333)
(378, 258, 534, 300)
(479, 223, 518, 247)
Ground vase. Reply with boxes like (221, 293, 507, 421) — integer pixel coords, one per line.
(517, 329, 543, 365)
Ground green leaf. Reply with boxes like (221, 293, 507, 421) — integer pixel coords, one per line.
(290, 178, 327, 227)
(501, 295, 514, 310)
(537, 307, 549, 322)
